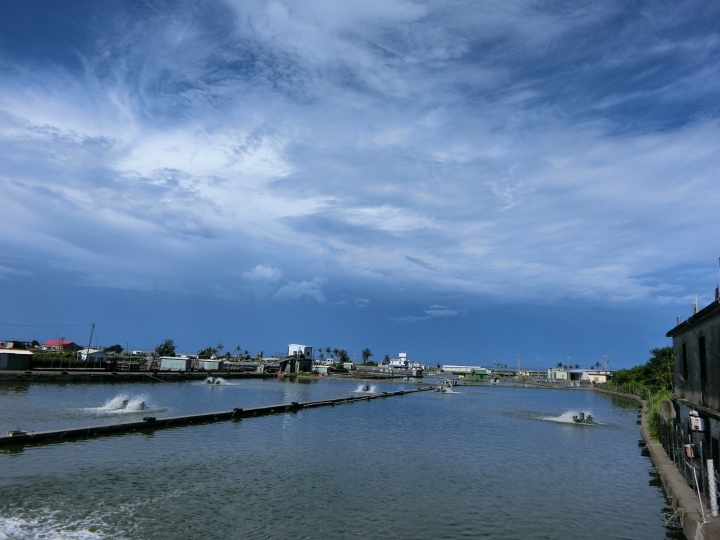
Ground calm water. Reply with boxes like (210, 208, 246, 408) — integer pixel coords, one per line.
(0, 379, 671, 539)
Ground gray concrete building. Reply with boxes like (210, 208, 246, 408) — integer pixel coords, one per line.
(667, 286, 720, 465)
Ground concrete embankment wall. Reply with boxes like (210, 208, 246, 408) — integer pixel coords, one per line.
(0, 387, 432, 447)
(594, 388, 720, 540)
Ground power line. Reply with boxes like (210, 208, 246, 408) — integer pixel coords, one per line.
(0, 323, 93, 328)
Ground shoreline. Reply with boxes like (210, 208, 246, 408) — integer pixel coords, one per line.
(594, 387, 720, 540)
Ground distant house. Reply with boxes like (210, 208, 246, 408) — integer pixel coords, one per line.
(288, 344, 313, 360)
(667, 286, 720, 462)
(0, 348, 32, 370)
(547, 368, 568, 381)
(43, 340, 82, 352)
(159, 357, 192, 371)
(77, 348, 108, 363)
(0, 340, 32, 350)
(441, 365, 486, 374)
(547, 368, 611, 383)
(200, 359, 224, 371)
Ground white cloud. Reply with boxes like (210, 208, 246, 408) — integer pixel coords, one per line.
(242, 265, 283, 282)
(272, 278, 327, 303)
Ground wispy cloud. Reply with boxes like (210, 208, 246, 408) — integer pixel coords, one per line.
(395, 305, 462, 322)
(0, 0, 718, 309)
(354, 297, 370, 309)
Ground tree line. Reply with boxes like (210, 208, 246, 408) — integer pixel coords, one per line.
(611, 346, 674, 392)
(104, 340, 382, 365)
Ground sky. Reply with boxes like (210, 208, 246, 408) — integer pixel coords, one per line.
(1, 0, 719, 369)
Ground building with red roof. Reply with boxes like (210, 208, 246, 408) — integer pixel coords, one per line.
(43, 340, 81, 352)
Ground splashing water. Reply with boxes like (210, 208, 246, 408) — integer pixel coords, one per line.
(97, 395, 129, 411)
(434, 387, 460, 394)
(353, 384, 377, 393)
(203, 377, 236, 386)
(123, 396, 148, 412)
(84, 395, 160, 415)
(541, 410, 599, 424)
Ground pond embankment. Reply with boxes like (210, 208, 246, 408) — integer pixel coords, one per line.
(595, 388, 720, 540)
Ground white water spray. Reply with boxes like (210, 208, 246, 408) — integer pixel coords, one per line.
(541, 410, 600, 424)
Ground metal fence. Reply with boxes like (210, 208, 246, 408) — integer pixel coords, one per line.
(655, 413, 716, 510)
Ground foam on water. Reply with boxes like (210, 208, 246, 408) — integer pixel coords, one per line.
(203, 377, 238, 386)
(353, 384, 377, 393)
(97, 395, 129, 411)
(541, 410, 602, 425)
(0, 515, 116, 540)
(82, 395, 164, 415)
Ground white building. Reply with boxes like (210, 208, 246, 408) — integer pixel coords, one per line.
(441, 365, 488, 374)
(288, 344, 313, 359)
(77, 348, 108, 363)
(159, 357, 192, 371)
(380, 352, 424, 371)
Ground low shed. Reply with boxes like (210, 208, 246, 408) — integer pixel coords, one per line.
(0, 349, 32, 370)
(159, 357, 192, 371)
(200, 359, 224, 371)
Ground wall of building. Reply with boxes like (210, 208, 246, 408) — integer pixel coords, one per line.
(673, 314, 720, 410)
(0, 353, 31, 370)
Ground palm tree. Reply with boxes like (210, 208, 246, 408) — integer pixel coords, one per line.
(361, 348, 373, 364)
(556, 362, 563, 368)
(217, 343, 224, 356)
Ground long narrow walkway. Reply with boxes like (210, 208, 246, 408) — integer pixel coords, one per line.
(0, 387, 433, 447)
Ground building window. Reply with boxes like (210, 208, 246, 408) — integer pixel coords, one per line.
(682, 343, 688, 381)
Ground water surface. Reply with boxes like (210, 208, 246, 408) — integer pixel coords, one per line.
(0, 380, 670, 539)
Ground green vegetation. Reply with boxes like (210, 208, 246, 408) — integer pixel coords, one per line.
(155, 339, 177, 357)
(361, 348, 373, 364)
(104, 344, 124, 354)
(198, 346, 216, 359)
(607, 346, 674, 393)
(602, 346, 674, 441)
(31, 351, 79, 368)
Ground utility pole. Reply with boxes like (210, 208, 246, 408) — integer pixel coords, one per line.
(85, 324, 95, 366)
(537, 358, 541, 379)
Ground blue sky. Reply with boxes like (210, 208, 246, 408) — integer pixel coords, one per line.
(1, 0, 719, 368)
